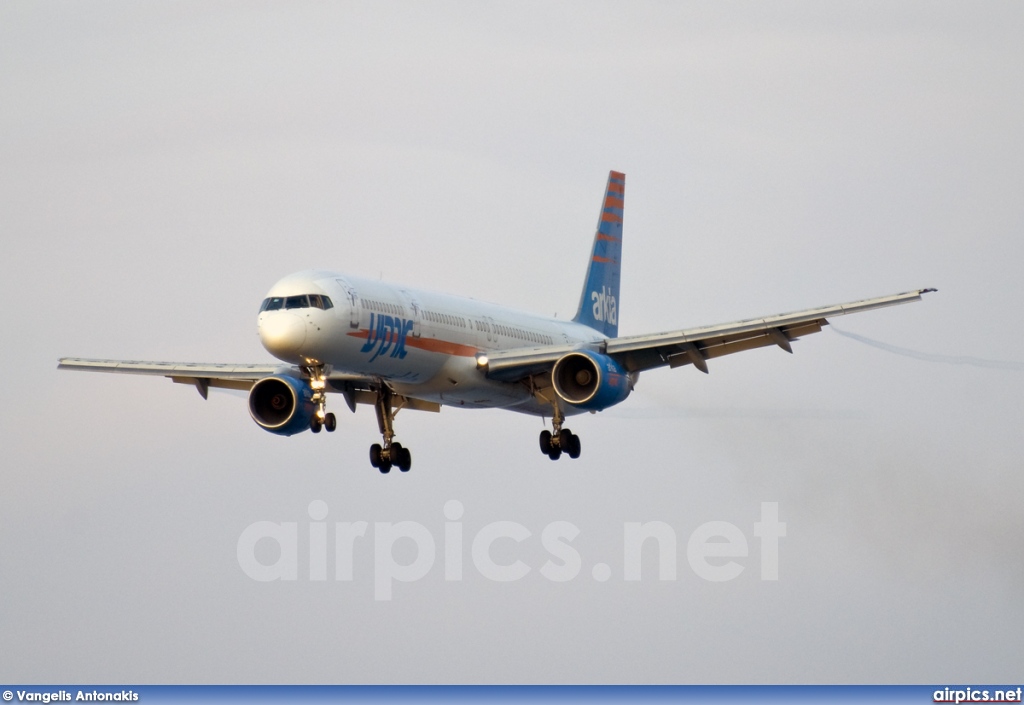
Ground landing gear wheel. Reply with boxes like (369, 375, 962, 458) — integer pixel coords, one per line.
(547, 446, 562, 461)
(370, 443, 395, 473)
(567, 433, 581, 459)
(539, 430, 553, 455)
(393, 443, 412, 472)
(324, 412, 337, 432)
(558, 428, 573, 450)
(310, 416, 323, 433)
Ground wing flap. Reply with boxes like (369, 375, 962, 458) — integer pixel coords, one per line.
(660, 320, 824, 371)
(170, 376, 256, 393)
(334, 387, 441, 414)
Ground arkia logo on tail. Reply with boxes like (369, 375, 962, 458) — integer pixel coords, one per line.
(591, 286, 618, 325)
(361, 313, 414, 362)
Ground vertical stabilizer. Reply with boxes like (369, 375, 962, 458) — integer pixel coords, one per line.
(573, 170, 624, 338)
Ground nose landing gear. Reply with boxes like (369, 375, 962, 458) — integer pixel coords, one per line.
(309, 412, 337, 433)
(305, 365, 337, 434)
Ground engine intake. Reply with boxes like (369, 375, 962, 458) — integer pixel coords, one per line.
(248, 375, 316, 436)
(551, 350, 631, 411)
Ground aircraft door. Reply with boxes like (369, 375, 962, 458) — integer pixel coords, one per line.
(335, 278, 361, 329)
(399, 289, 422, 339)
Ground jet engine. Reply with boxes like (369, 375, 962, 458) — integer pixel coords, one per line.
(551, 350, 632, 411)
(248, 375, 316, 436)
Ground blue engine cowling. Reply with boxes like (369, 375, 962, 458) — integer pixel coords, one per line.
(551, 350, 632, 411)
(248, 375, 316, 436)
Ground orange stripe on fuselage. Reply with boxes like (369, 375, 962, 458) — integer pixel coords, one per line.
(407, 336, 478, 357)
(348, 329, 405, 344)
(346, 330, 479, 357)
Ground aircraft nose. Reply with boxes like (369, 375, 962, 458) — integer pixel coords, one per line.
(259, 312, 306, 359)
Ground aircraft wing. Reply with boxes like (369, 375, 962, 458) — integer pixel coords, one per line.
(57, 357, 299, 398)
(483, 288, 936, 380)
(56, 357, 442, 412)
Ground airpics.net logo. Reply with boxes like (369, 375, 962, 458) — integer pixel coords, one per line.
(236, 501, 786, 600)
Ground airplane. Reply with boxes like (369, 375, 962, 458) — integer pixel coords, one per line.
(59, 171, 935, 473)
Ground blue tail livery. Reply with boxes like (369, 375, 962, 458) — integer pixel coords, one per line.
(573, 170, 624, 338)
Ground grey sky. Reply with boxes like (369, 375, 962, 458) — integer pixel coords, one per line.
(1, 1, 1022, 684)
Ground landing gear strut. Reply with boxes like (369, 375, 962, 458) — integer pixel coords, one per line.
(539, 400, 581, 460)
(305, 365, 337, 434)
(368, 385, 412, 473)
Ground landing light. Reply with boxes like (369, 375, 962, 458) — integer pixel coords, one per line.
(476, 354, 489, 369)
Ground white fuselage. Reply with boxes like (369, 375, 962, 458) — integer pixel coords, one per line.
(257, 270, 604, 415)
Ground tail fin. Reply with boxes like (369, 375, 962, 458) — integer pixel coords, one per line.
(573, 170, 624, 338)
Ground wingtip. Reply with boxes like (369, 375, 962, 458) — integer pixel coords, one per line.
(921, 288, 938, 294)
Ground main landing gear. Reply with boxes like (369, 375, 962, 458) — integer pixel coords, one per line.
(368, 385, 412, 474)
(539, 402, 581, 461)
(306, 365, 337, 434)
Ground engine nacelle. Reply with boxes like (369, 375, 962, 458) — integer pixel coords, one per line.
(248, 375, 316, 436)
(551, 350, 632, 411)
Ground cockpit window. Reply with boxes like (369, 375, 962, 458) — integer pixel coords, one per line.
(307, 294, 335, 309)
(261, 297, 284, 312)
(262, 294, 333, 311)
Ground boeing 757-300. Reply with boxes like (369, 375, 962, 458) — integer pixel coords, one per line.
(59, 171, 935, 473)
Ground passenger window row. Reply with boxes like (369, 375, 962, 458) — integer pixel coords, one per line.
(471, 319, 551, 345)
(260, 294, 334, 312)
(425, 311, 466, 328)
(364, 299, 404, 316)
(496, 322, 552, 346)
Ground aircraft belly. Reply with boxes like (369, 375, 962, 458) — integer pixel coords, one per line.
(394, 355, 532, 409)
(506, 400, 588, 418)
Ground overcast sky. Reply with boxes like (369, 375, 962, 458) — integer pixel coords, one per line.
(2, 1, 1023, 684)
